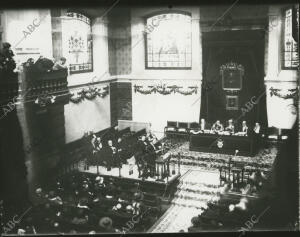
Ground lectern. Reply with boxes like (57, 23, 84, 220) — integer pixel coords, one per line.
(155, 152, 171, 182)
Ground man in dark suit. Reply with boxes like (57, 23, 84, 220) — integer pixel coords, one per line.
(135, 136, 148, 178)
(103, 140, 116, 171)
(116, 137, 127, 165)
(144, 138, 157, 178)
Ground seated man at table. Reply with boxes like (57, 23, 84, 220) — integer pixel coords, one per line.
(253, 122, 265, 137)
(200, 118, 210, 131)
(225, 119, 235, 134)
(190, 119, 209, 134)
(211, 120, 224, 133)
(241, 121, 248, 136)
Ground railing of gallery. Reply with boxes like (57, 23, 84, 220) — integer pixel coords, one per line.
(0, 67, 69, 107)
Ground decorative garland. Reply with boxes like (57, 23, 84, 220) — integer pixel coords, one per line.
(134, 85, 198, 95)
(70, 86, 109, 104)
(269, 87, 298, 99)
(177, 87, 198, 95)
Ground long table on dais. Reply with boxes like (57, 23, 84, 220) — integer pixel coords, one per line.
(189, 133, 258, 156)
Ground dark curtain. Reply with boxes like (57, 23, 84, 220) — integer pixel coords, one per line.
(0, 74, 30, 223)
(200, 30, 267, 129)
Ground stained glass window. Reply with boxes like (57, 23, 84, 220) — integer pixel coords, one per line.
(145, 13, 192, 69)
(62, 12, 93, 74)
(283, 7, 298, 69)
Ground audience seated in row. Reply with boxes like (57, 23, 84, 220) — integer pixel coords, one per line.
(8, 172, 162, 235)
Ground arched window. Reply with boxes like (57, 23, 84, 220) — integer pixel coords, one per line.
(145, 12, 192, 69)
(282, 6, 298, 69)
(62, 12, 93, 74)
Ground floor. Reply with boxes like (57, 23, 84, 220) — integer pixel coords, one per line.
(76, 139, 277, 233)
(148, 168, 221, 233)
(146, 140, 277, 233)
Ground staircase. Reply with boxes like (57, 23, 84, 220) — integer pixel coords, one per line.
(148, 169, 221, 233)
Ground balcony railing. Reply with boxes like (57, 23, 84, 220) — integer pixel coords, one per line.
(22, 67, 69, 101)
(1, 67, 70, 109)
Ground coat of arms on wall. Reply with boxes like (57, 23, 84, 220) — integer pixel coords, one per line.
(220, 62, 244, 111)
(217, 138, 224, 149)
(220, 62, 244, 91)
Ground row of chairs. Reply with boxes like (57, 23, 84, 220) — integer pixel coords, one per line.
(164, 121, 199, 137)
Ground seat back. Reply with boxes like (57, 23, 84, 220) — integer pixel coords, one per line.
(167, 121, 178, 128)
(178, 122, 189, 129)
(189, 122, 199, 129)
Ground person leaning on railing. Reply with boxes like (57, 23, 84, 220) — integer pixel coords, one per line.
(52, 57, 68, 71)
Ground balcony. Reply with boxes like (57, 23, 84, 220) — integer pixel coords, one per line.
(22, 67, 69, 103)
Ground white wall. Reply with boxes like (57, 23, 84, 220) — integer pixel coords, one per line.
(63, 16, 112, 142)
(131, 79, 201, 139)
(127, 7, 202, 136)
(2, 9, 53, 64)
(265, 5, 298, 129)
(64, 85, 111, 143)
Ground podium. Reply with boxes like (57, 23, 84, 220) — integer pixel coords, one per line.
(155, 152, 171, 181)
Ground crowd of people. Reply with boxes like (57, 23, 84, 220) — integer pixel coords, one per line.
(1, 172, 163, 235)
(190, 119, 263, 136)
(21, 56, 67, 73)
(85, 128, 164, 179)
(188, 169, 269, 232)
